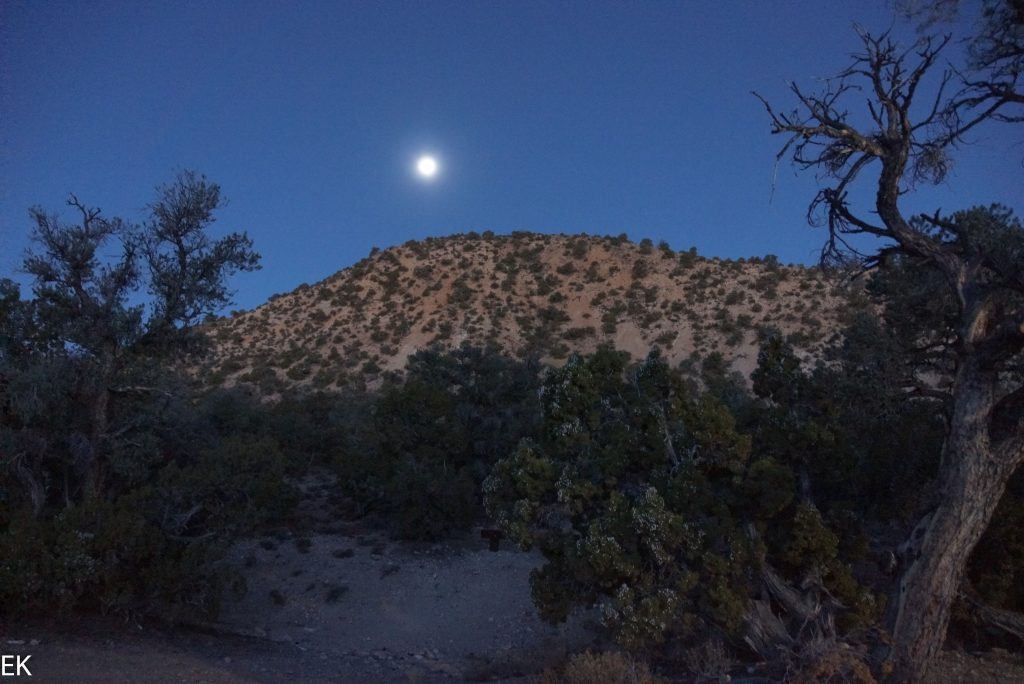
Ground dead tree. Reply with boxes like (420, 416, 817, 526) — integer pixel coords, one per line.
(755, 29, 1023, 682)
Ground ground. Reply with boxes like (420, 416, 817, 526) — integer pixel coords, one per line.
(5, 538, 1022, 683)
(1, 531, 594, 684)
(3, 473, 1021, 683)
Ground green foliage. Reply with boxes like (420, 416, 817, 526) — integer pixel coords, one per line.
(484, 350, 870, 652)
(372, 374, 473, 538)
(154, 435, 298, 534)
(676, 247, 699, 270)
(698, 352, 748, 413)
(0, 380, 302, 620)
(333, 345, 542, 539)
(750, 334, 943, 519)
(0, 498, 229, 620)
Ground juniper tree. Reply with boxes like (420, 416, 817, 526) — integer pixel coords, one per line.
(756, 28, 1023, 681)
(483, 349, 877, 661)
(8, 171, 259, 507)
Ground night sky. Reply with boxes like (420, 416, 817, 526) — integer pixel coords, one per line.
(2, 1, 1021, 312)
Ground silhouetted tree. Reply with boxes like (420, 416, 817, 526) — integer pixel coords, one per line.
(756, 28, 1023, 681)
(13, 171, 259, 505)
(900, 0, 1022, 117)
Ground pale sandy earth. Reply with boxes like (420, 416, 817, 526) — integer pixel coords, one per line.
(211, 530, 597, 682)
(2, 536, 596, 683)
(197, 233, 845, 395)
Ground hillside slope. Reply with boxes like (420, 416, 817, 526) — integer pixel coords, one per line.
(198, 232, 850, 393)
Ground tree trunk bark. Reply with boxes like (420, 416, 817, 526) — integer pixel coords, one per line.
(84, 341, 116, 504)
(888, 362, 1020, 682)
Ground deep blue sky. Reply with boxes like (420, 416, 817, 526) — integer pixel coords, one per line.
(2, 1, 1020, 311)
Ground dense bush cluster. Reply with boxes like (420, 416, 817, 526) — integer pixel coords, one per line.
(331, 345, 543, 539)
(0, 370, 304, 618)
(483, 348, 881, 657)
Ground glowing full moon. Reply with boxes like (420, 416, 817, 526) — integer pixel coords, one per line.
(416, 155, 439, 179)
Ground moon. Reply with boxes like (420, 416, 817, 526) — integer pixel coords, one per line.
(416, 155, 439, 179)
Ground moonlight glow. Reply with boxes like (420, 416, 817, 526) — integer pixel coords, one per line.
(416, 155, 439, 179)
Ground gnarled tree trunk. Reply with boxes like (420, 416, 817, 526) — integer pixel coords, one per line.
(889, 360, 1023, 682)
(757, 25, 1024, 683)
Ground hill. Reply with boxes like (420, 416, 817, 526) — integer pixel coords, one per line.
(197, 232, 850, 393)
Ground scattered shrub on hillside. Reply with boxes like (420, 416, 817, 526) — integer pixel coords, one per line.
(548, 342, 571, 359)
(724, 289, 744, 306)
(654, 330, 676, 346)
(678, 247, 699, 268)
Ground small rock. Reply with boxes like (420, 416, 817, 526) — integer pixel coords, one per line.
(6, 640, 24, 645)
(223, 657, 232, 664)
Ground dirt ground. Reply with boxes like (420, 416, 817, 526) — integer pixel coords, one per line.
(0, 473, 598, 683)
(6, 538, 1023, 684)
(208, 527, 597, 682)
(0, 530, 593, 683)
(5, 599, 1023, 683)
(3, 473, 1021, 683)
